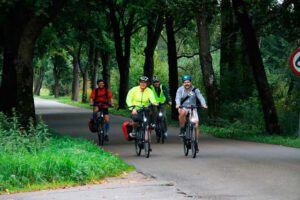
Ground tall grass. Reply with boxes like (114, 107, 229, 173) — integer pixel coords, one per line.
(0, 112, 133, 193)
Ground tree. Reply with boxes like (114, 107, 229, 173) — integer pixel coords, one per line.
(196, 4, 220, 123)
(106, 0, 144, 108)
(142, 3, 164, 80)
(166, 15, 179, 120)
(232, 0, 281, 134)
(0, 1, 66, 126)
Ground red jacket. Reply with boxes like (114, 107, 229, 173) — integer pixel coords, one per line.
(90, 88, 113, 105)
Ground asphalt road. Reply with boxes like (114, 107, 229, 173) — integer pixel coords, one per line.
(3, 98, 300, 200)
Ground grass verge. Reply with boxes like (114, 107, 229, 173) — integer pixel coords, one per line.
(0, 112, 134, 194)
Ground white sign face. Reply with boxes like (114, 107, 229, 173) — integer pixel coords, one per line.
(290, 48, 300, 76)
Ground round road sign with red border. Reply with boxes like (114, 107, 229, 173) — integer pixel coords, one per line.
(290, 48, 300, 76)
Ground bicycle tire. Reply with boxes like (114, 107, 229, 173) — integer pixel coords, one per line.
(160, 119, 166, 144)
(135, 139, 141, 156)
(191, 126, 197, 158)
(97, 129, 104, 146)
(156, 123, 161, 143)
(144, 128, 151, 158)
(97, 120, 104, 146)
(184, 141, 189, 156)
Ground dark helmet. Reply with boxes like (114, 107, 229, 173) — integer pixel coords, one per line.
(182, 75, 191, 82)
(152, 76, 160, 82)
(139, 76, 149, 82)
(97, 79, 105, 84)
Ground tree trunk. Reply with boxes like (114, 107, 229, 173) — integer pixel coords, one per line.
(33, 67, 45, 96)
(232, 0, 281, 135)
(0, 1, 65, 126)
(220, 0, 238, 101)
(143, 14, 164, 80)
(100, 51, 111, 89)
(81, 70, 88, 103)
(71, 49, 80, 101)
(52, 55, 61, 98)
(88, 43, 99, 90)
(196, 8, 220, 124)
(166, 15, 179, 120)
(108, 4, 132, 109)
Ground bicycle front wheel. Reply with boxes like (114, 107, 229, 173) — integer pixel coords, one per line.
(191, 126, 197, 158)
(144, 128, 151, 158)
(97, 123, 104, 146)
(135, 139, 141, 156)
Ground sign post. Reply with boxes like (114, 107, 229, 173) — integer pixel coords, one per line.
(290, 48, 300, 136)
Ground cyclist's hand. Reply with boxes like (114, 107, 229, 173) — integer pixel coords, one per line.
(176, 105, 180, 109)
(131, 109, 137, 115)
(202, 105, 208, 109)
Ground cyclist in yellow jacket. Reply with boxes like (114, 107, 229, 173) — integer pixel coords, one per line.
(126, 76, 157, 137)
(150, 76, 171, 138)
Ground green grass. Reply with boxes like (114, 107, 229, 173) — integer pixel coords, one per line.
(0, 112, 134, 194)
(37, 94, 300, 148)
(201, 125, 300, 148)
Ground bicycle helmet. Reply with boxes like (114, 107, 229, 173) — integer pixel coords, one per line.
(139, 76, 149, 82)
(152, 76, 160, 82)
(182, 75, 191, 82)
(97, 79, 105, 84)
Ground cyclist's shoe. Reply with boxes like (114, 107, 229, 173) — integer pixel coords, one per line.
(93, 124, 97, 131)
(105, 124, 110, 132)
(195, 143, 199, 153)
(129, 132, 136, 138)
(164, 132, 168, 138)
(178, 128, 185, 137)
(104, 135, 109, 142)
(150, 123, 156, 129)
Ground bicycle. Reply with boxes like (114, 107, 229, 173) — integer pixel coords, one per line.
(155, 103, 167, 144)
(179, 105, 200, 158)
(92, 103, 110, 146)
(129, 105, 152, 158)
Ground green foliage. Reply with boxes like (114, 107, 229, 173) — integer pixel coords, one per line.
(0, 112, 133, 193)
(0, 111, 50, 153)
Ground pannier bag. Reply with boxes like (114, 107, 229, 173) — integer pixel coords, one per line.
(88, 119, 97, 133)
(122, 121, 134, 141)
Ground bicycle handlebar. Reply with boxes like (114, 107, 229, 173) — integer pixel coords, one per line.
(178, 105, 202, 109)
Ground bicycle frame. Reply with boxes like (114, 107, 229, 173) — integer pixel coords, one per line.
(94, 103, 109, 146)
(155, 103, 167, 144)
(129, 105, 152, 158)
(180, 105, 199, 158)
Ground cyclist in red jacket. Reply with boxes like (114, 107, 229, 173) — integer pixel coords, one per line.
(90, 79, 114, 141)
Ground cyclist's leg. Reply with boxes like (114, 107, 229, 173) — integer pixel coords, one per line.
(178, 108, 187, 135)
(93, 106, 99, 129)
(192, 109, 199, 140)
(103, 108, 110, 131)
(192, 110, 200, 152)
(130, 112, 142, 137)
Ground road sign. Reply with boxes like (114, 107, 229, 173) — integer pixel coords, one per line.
(290, 48, 300, 76)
